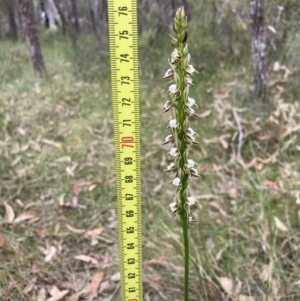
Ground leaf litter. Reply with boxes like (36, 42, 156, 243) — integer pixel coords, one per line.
(1, 39, 300, 301)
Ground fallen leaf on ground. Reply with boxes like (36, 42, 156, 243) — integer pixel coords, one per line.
(219, 137, 228, 149)
(273, 61, 280, 71)
(90, 272, 104, 297)
(274, 216, 289, 232)
(85, 227, 104, 237)
(72, 196, 78, 207)
(219, 277, 233, 295)
(66, 224, 86, 234)
(198, 110, 211, 118)
(44, 246, 56, 262)
(55, 156, 71, 163)
(41, 139, 62, 149)
(73, 181, 80, 196)
(243, 158, 256, 169)
(259, 264, 271, 283)
(46, 290, 69, 301)
(37, 287, 46, 301)
(49, 286, 60, 297)
(66, 166, 75, 177)
(3, 201, 15, 223)
(228, 188, 237, 199)
(14, 211, 37, 223)
(17, 127, 27, 136)
(239, 295, 255, 301)
(74, 255, 99, 266)
(110, 272, 120, 282)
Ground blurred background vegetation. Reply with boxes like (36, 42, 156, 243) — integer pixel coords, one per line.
(0, 0, 300, 300)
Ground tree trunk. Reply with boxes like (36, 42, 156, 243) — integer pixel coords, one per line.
(19, 0, 47, 76)
(71, 0, 80, 33)
(100, 0, 108, 26)
(171, 0, 176, 12)
(16, 4, 25, 40)
(52, 0, 77, 49)
(44, 0, 60, 30)
(52, 0, 67, 35)
(250, 0, 269, 102)
(87, 0, 97, 35)
(5, 0, 18, 41)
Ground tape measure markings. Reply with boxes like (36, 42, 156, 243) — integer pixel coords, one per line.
(108, 0, 143, 300)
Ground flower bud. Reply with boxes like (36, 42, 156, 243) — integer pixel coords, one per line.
(169, 35, 178, 47)
(186, 159, 195, 169)
(171, 49, 181, 65)
(169, 147, 179, 157)
(180, 30, 188, 43)
(185, 65, 198, 75)
(168, 119, 179, 129)
(188, 215, 197, 223)
(168, 84, 179, 95)
(165, 162, 177, 172)
(186, 97, 197, 107)
(163, 69, 174, 79)
(163, 100, 173, 113)
(169, 202, 178, 214)
(172, 177, 181, 187)
(163, 134, 174, 145)
(190, 168, 200, 177)
(187, 196, 197, 206)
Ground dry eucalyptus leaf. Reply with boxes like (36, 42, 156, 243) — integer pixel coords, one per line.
(41, 139, 62, 149)
(73, 181, 80, 196)
(198, 110, 211, 118)
(11, 156, 21, 166)
(14, 211, 37, 224)
(273, 61, 280, 71)
(228, 188, 237, 199)
(235, 278, 242, 295)
(99, 280, 115, 293)
(37, 287, 47, 301)
(219, 277, 233, 295)
(74, 255, 99, 266)
(243, 158, 256, 170)
(44, 246, 56, 262)
(17, 127, 27, 136)
(46, 290, 69, 301)
(49, 286, 60, 297)
(55, 156, 71, 163)
(274, 216, 289, 232)
(72, 196, 78, 207)
(24, 202, 40, 210)
(90, 272, 104, 297)
(3, 201, 15, 223)
(219, 137, 229, 149)
(259, 264, 271, 283)
(66, 224, 86, 234)
(111, 272, 120, 282)
(239, 295, 255, 301)
(66, 166, 75, 177)
(16, 199, 24, 207)
(85, 227, 104, 237)
(54, 223, 60, 235)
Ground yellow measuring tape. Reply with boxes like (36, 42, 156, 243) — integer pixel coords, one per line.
(107, 1, 143, 300)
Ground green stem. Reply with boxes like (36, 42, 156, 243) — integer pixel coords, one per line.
(181, 206, 189, 301)
(177, 26, 189, 301)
